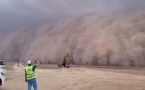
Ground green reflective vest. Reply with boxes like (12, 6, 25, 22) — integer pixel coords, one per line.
(25, 65, 35, 80)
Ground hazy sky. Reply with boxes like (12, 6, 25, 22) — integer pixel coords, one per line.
(0, 0, 145, 32)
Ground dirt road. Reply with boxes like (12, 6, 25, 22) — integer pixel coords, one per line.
(1, 65, 145, 90)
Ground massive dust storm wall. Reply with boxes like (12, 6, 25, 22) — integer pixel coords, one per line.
(0, 12, 145, 66)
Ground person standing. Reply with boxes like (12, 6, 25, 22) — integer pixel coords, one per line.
(25, 58, 40, 90)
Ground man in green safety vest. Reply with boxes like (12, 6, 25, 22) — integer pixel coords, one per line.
(25, 58, 40, 90)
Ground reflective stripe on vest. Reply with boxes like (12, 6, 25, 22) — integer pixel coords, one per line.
(25, 66, 35, 80)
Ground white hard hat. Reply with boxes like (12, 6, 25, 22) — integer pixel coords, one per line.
(27, 60, 32, 65)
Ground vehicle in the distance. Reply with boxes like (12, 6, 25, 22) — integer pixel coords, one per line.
(0, 60, 6, 86)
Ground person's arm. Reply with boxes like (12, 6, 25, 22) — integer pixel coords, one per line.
(25, 71, 27, 82)
(33, 58, 40, 67)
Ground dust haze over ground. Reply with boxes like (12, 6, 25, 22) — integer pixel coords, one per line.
(2, 64, 145, 90)
(1, 1, 145, 66)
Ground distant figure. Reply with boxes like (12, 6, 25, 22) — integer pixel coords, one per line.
(58, 52, 70, 68)
(17, 59, 20, 66)
(63, 52, 70, 68)
(25, 58, 40, 90)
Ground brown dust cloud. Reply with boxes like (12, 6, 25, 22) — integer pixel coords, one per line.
(1, 11, 145, 67)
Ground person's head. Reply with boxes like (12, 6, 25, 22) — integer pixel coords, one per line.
(27, 60, 32, 66)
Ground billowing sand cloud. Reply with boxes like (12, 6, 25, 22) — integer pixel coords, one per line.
(0, 11, 145, 67)
(1, 0, 145, 32)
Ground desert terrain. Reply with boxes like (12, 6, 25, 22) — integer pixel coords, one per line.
(0, 64, 145, 90)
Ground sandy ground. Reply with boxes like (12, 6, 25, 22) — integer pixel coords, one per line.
(1, 64, 145, 90)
